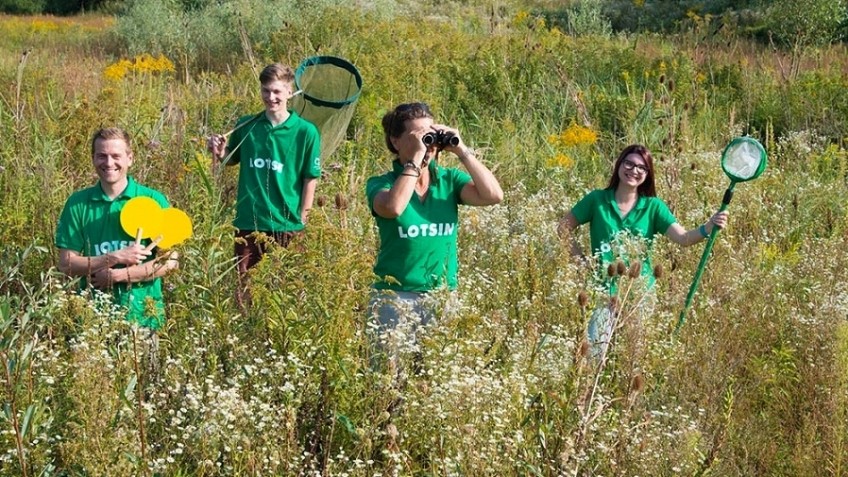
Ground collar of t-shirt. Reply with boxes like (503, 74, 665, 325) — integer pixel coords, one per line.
(258, 110, 299, 130)
(605, 188, 647, 216)
(92, 177, 140, 202)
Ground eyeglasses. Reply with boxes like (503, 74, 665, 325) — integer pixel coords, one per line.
(621, 159, 648, 175)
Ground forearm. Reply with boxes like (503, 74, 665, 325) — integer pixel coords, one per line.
(111, 259, 175, 284)
(374, 175, 418, 217)
(300, 178, 318, 222)
(457, 147, 503, 202)
(59, 250, 118, 277)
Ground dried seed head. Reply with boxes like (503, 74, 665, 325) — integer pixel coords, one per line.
(658, 118, 664, 127)
(683, 102, 690, 111)
(607, 263, 617, 277)
(659, 74, 666, 84)
(644, 89, 654, 103)
(577, 339, 590, 359)
(628, 261, 642, 278)
(334, 192, 348, 210)
(653, 264, 664, 279)
(668, 79, 675, 92)
(578, 291, 589, 308)
(316, 195, 327, 207)
(690, 162, 697, 171)
(616, 261, 627, 276)
(630, 373, 645, 393)
(386, 423, 399, 440)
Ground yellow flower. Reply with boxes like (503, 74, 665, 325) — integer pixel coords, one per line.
(30, 19, 59, 33)
(557, 122, 598, 147)
(547, 153, 574, 169)
(103, 54, 175, 81)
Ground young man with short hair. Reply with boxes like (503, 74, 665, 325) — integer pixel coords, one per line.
(207, 63, 321, 307)
(56, 127, 179, 329)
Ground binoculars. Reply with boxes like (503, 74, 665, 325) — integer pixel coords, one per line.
(422, 130, 459, 148)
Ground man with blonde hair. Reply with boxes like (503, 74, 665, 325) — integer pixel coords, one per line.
(208, 63, 321, 309)
(56, 127, 179, 329)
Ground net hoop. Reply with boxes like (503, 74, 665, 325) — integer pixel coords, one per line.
(295, 56, 363, 109)
(721, 136, 767, 183)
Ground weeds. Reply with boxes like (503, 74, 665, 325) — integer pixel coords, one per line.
(0, 5, 846, 476)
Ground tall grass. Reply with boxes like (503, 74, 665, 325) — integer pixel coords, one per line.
(0, 4, 847, 475)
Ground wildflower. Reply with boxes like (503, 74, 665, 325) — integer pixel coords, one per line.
(551, 122, 598, 147)
(546, 153, 574, 169)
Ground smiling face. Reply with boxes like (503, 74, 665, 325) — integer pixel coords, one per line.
(618, 153, 649, 188)
(92, 137, 133, 188)
(607, 144, 657, 196)
(261, 79, 293, 114)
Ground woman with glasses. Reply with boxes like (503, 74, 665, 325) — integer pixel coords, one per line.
(366, 102, 503, 367)
(558, 144, 727, 360)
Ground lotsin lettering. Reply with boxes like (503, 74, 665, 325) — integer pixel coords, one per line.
(249, 157, 283, 173)
(397, 223, 457, 239)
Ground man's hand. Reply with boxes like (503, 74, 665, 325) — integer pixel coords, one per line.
(207, 134, 227, 161)
(111, 229, 162, 266)
(89, 267, 114, 290)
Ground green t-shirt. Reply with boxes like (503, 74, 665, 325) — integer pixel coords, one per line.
(227, 111, 321, 232)
(55, 177, 170, 329)
(366, 161, 472, 292)
(571, 188, 677, 284)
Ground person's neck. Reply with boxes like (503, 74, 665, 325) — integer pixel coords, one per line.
(615, 185, 639, 203)
(100, 178, 129, 200)
(265, 108, 290, 127)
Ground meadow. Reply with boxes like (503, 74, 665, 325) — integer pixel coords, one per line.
(0, 2, 847, 475)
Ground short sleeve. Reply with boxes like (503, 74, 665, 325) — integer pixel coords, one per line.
(55, 198, 83, 252)
(304, 126, 321, 179)
(653, 199, 677, 235)
(570, 190, 601, 225)
(451, 168, 472, 203)
(366, 174, 393, 214)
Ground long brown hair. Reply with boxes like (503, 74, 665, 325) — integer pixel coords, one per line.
(381, 102, 433, 154)
(606, 144, 657, 197)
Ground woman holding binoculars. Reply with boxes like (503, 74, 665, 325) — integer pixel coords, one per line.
(365, 102, 503, 364)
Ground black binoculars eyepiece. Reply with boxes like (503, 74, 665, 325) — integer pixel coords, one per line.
(422, 130, 459, 148)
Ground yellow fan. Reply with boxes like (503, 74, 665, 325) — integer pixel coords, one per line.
(120, 196, 164, 239)
(158, 208, 193, 249)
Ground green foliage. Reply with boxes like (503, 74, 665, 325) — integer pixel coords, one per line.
(1, 5, 848, 475)
(763, 0, 848, 47)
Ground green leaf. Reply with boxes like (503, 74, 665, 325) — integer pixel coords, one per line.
(124, 375, 138, 401)
(20, 403, 37, 438)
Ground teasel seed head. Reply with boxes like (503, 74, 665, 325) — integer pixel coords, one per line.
(578, 290, 589, 308)
(628, 261, 642, 278)
(616, 261, 627, 276)
(334, 192, 348, 210)
(630, 373, 645, 393)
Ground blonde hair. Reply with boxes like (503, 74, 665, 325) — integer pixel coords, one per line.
(90, 127, 131, 156)
(259, 63, 295, 85)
